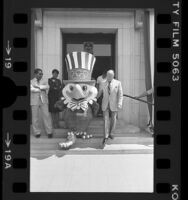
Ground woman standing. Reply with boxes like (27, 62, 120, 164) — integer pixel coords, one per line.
(48, 69, 63, 128)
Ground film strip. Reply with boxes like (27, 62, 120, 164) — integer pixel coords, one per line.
(2, 0, 181, 199)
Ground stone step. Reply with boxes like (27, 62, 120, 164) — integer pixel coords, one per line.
(43, 129, 151, 138)
(31, 148, 153, 160)
(31, 124, 151, 138)
(31, 137, 153, 152)
(58, 119, 135, 128)
(31, 137, 153, 159)
(58, 120, 142, 136)
(31, 137, 153, 146)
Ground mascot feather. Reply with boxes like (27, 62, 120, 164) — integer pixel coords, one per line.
(55, 51, 99, 150)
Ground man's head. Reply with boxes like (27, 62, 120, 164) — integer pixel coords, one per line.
(52, 69, 59, 78)
(34, 68, 43, 81)
(106, 70, 115, 82)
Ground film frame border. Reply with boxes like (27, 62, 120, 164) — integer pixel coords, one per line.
(2, 0, 181, 199)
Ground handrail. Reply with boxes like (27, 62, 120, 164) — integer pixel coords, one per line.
(123, 94, 154, 106)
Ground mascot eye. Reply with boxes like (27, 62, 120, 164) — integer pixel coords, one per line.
(82, 85, 87, 91)
(69, 85, 74, 91)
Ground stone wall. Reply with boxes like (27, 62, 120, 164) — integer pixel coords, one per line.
(32, 9, 153, 128)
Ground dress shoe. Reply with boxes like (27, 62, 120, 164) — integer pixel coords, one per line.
(108, 134, 114, 139)
(35, 134, 41, 138)
(102, 137, 108, 146)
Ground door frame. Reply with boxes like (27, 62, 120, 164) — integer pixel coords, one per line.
(62, 33, 116, 80)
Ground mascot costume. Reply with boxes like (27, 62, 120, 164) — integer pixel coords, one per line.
(55, 51, 99, 150)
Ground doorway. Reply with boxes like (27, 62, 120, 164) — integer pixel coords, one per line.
(62, 33, 116, 81)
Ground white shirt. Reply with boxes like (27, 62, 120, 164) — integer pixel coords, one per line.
(97, 75, 106, 90)
(30, 78, 49, 105)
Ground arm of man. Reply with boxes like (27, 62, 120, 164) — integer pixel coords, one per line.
(117, 81, 123, 109)
(146, 88, 154, 95)
(134, 91, 148, 99)
(135, 88, 153, 99)
(30, 80, 41, 92)
(39, 82, 49, 90)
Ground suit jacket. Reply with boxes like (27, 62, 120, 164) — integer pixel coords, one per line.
(30, 78, 49, 105)
(99, 79, 123, 112)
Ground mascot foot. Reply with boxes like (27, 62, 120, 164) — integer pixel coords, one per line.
(59, 132, 76, 150)
(75, 131, 93, 139)
(59, 140, 73, 150)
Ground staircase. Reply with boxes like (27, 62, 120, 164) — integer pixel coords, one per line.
(55, 117, 150, 138)
(31, 118, 153, 159)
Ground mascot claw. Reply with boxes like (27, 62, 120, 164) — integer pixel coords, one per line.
(75, 131, 93, 139)
(59, 132, 76, 150)
(59, 131, 93, 150)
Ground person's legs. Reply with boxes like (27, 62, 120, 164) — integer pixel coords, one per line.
(103, 108, 110, 139)
(31, 105, 41, 136)
(51, 112, 58, 129)
(54, 112, 60, 128)
(97, 95, 103, 116)
(51, 112, 55, 128)
(109, 111, 117, 137)
(41, 103, 53, 135)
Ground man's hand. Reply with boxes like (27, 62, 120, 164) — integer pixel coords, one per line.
(118, 104, 122, 110)
(32, 85, 40, 89)
(39, 85, 47, 91)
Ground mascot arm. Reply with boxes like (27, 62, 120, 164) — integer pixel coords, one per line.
(54, 99, 66, 111)
(91, 101, 99, 117)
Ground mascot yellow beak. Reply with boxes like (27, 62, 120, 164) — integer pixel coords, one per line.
(72, 84, 85, 100)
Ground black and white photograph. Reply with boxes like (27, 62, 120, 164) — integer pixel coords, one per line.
(30, 8, 155, 192)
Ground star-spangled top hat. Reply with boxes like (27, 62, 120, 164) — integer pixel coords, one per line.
(64, 51, 96, 84)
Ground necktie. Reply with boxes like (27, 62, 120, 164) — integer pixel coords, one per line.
(108, 81, 111, 95)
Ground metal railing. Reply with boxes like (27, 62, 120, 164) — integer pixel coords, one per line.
(123, 94, 154, 106)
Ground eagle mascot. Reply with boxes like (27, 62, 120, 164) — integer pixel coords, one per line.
(55, 51, 99, 150)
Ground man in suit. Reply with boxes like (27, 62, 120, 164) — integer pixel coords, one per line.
(97, 70, 123, 147)
(30, 68, 53, 138)
(135, 88, 154, 135)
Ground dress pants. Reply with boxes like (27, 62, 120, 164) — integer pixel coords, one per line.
(31, 102, 53, 136)
(103, 106, 117, 138)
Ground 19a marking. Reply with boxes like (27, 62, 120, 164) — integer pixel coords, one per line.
(4, 132, 12, 169)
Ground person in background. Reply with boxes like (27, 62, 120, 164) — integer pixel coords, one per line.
(96, 70, 107, 90)
(91, 77, 96, 86)
(135, 88, 154, 99)
(134, 88, 154, 134)
(97, 70, 123, 148)
(30, 68, 53, 138)
(48, 69, 63, 128)
(96, 71, 107, 116)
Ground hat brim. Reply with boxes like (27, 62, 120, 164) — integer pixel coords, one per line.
(63, 80, 96, 84)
